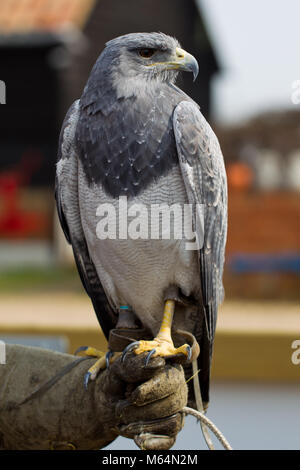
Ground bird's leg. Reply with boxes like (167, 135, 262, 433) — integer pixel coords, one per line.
(115, 305, 140, 329)
(122, 299, 191, 364)
(75, 346, 116, 388)
(75, 346, 121, 389)
(76, 306, 137, 388)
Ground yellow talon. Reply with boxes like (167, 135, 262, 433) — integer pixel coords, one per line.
(76, 346, 120, 387)
(84, 346, 106, 357)
(134, 338, 190, 358)
(87, 356, 107, 380)
(86, 352, 120, 381)
(133, 299, 191, 360)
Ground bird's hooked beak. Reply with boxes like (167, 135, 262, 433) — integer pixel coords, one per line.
(148, 47, 199, 82)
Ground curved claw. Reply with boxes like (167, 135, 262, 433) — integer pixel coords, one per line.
(145, 349, 156, 366)
(75, 345, 88, 356)
(186, 345, 192, 361)
(121, 341, 140, 363)
(84, 371, 91, 390)
(105, 350, 113, 369)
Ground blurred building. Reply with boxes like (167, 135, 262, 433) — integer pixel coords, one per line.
(1, 1, 298, 302)
(0, 0, 219, 252)
(215, 110, 300, 299)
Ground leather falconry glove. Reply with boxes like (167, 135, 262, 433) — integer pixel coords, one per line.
(0, 344, 187, 450)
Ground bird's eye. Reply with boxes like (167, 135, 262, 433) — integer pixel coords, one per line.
(139, 48, 156, 58)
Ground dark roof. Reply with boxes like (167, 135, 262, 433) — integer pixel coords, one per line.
(0, 0, 220, 74)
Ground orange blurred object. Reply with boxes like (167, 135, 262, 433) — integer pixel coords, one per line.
(227, 162, 254, 191)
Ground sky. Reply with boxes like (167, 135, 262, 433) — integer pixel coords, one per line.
(197, 0, 300, 124)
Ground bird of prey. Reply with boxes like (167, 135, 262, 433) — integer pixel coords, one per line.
(55, 32, 227, 408)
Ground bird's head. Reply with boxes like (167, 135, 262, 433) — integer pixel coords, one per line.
(96, 32, 199, 97)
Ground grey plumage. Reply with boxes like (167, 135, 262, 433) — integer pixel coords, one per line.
(55, 32, 227, 405)
(77, 34, 187, 198)
(174, 101, 228, 340)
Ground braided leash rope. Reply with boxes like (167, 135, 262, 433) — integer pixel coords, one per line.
(181, 359, 233, 450)
(182, 406, 233, 450)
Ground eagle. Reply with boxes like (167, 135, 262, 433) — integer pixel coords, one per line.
(55, 32, 227, 409)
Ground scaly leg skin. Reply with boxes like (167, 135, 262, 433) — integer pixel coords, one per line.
(75, 346, 119, 389)
(76, 306, 137, 388)
(122, 300, 191, 365)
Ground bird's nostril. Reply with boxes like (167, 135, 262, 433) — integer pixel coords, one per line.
(176, 48, 185, 59)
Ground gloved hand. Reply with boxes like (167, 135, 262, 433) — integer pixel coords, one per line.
(0, 345, 187, 450)
(97, 351, 188, 450)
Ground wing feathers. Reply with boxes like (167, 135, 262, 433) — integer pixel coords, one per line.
(55, 101, 117, 339)
(174, 101, 227, 404)
(174, 101, 227, 338)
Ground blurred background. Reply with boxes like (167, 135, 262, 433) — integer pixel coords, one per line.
(0, 0, 299, 450)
